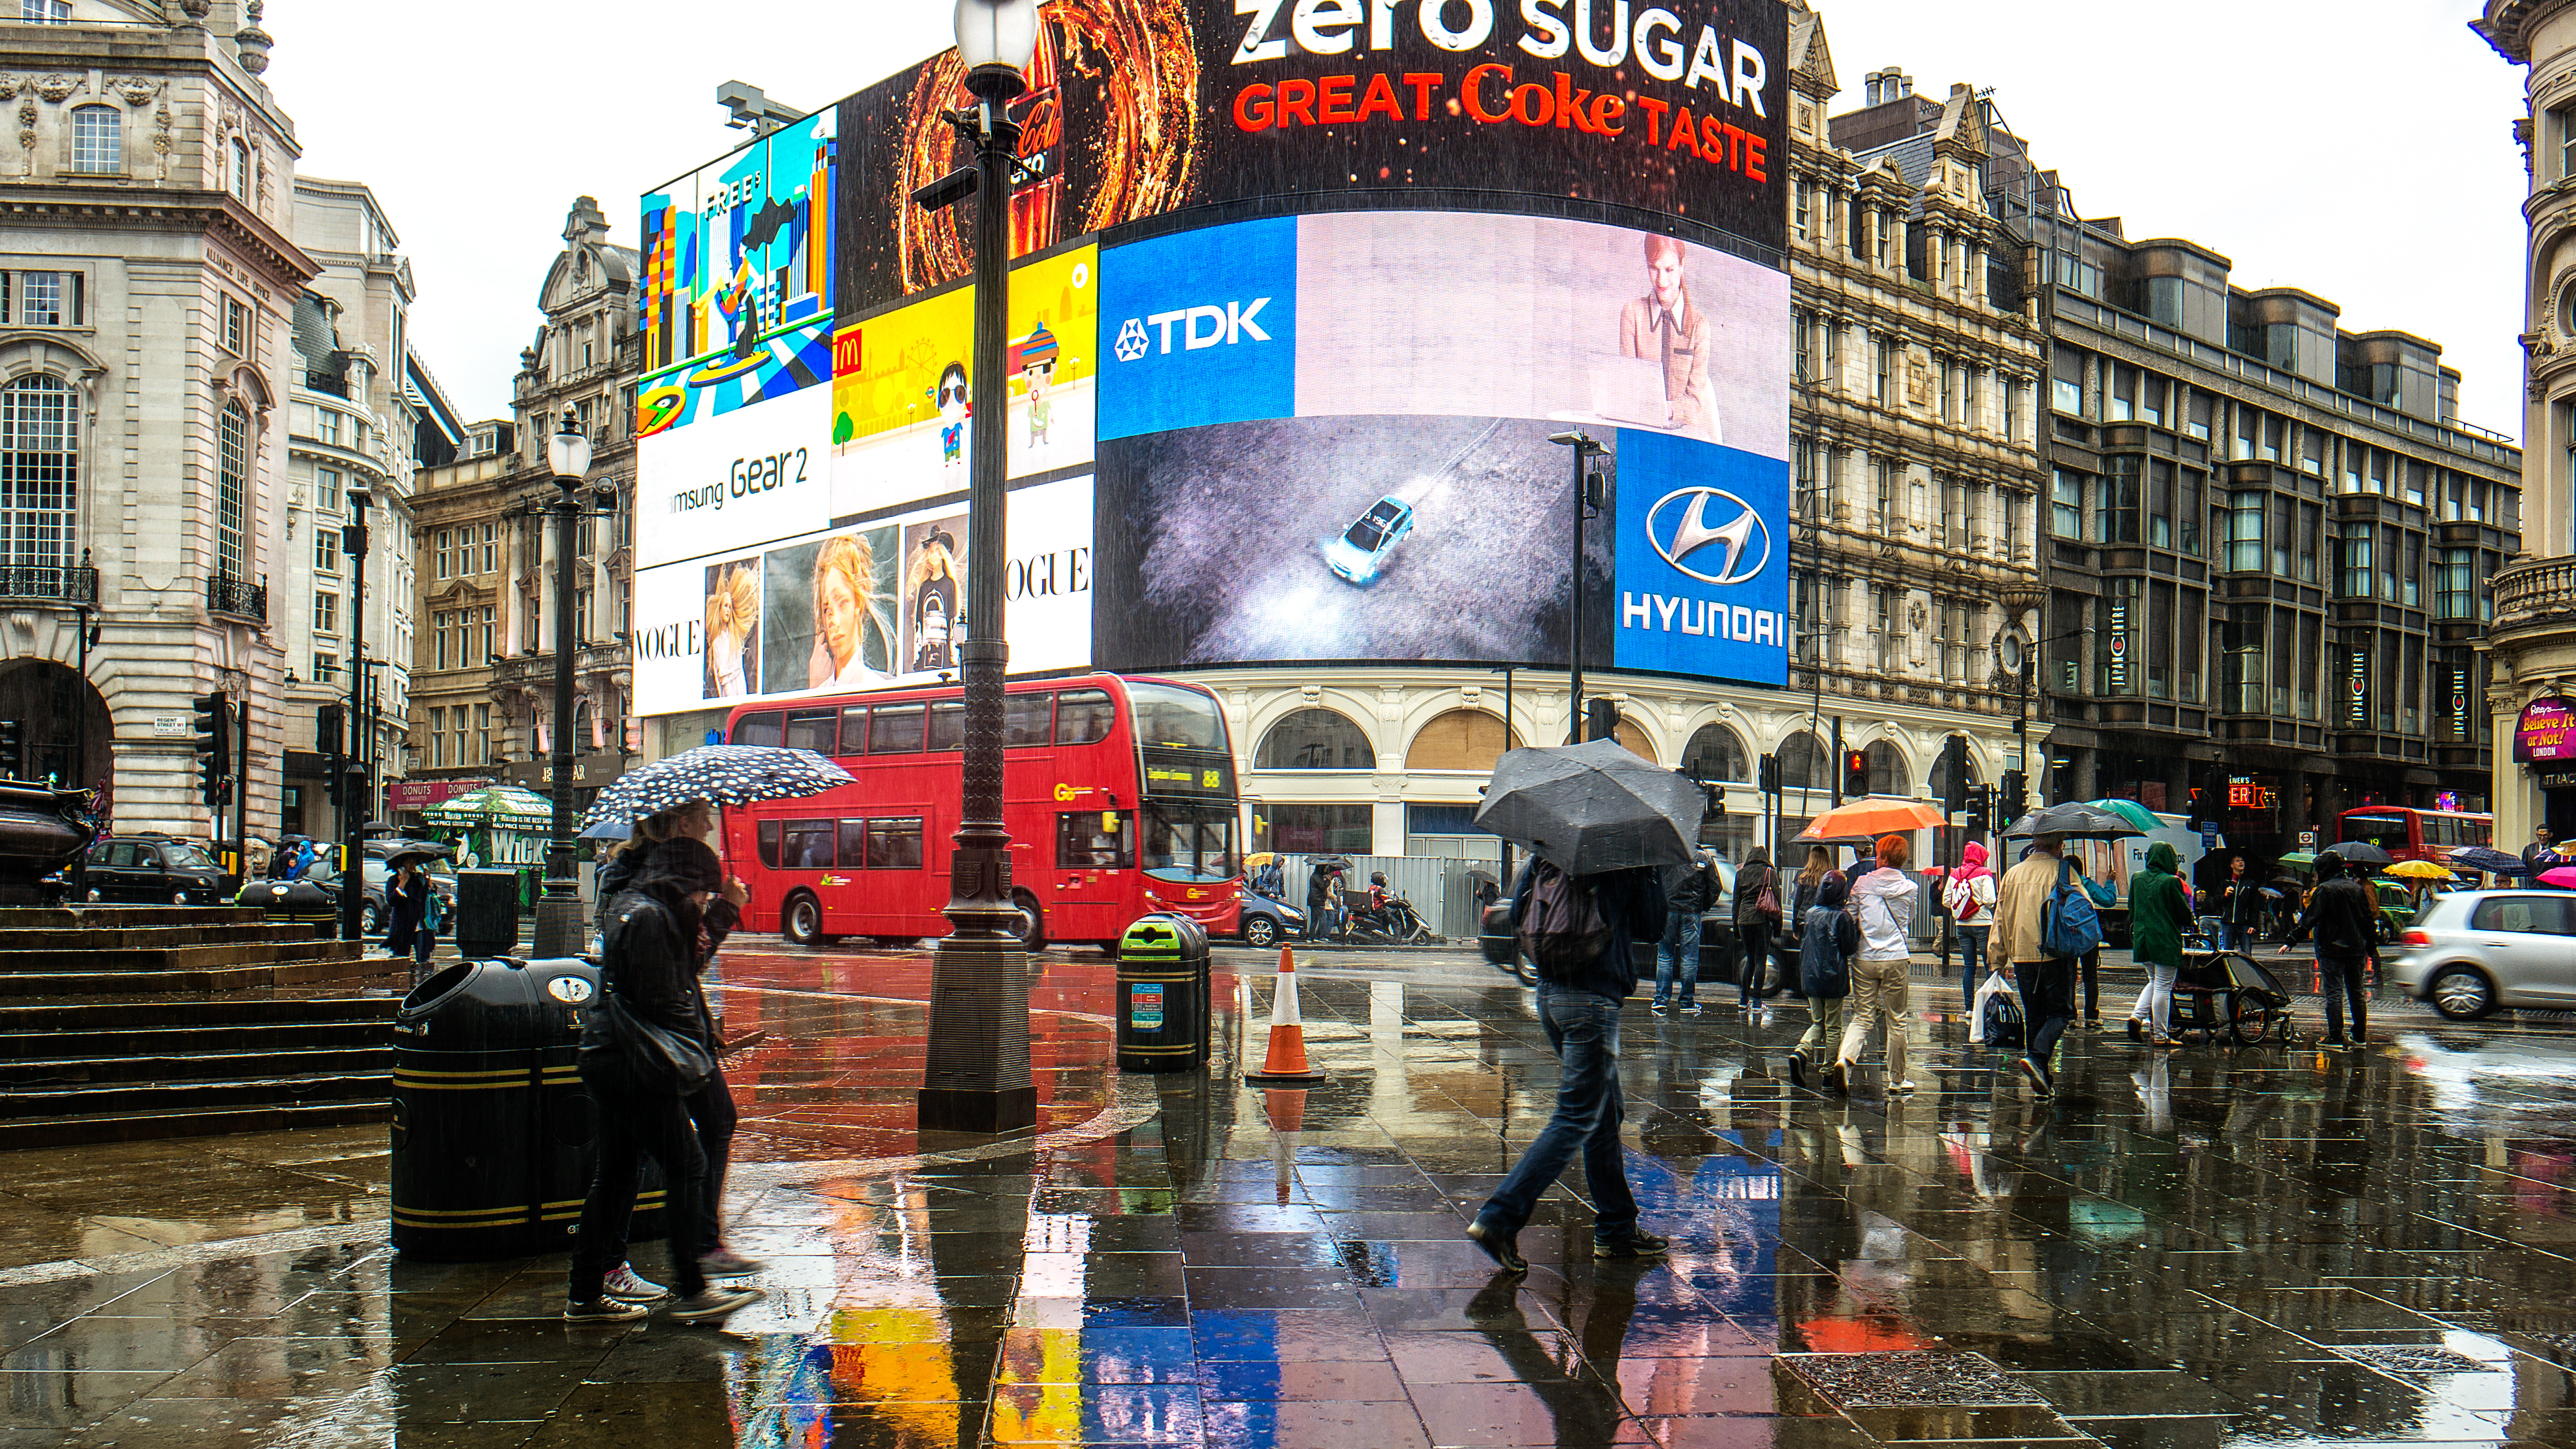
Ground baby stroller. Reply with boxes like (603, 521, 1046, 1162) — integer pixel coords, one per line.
(2134, 922, 2294, 1045)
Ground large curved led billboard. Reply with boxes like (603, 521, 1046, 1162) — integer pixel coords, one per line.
(631, 0, 1789, 718)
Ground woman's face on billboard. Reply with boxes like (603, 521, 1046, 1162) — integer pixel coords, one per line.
(819, 567, 862, 669)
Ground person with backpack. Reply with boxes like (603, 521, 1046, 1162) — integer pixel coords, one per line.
(1730, 848, 1782, 1011)
(1787, 871, 1858, 1088)
(1467, 857, 1669, 1275)
(2280, 849, 2380, 1046)
(1652, 848, 1715, 1016)
(1943, 841, 1997, 1008)
(1825, 836, 1920, 1095)
(1989, 833, 2090, 1098)
(2126, 842, 2190, 1048)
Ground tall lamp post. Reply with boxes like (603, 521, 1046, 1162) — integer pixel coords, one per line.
(1547, 430, 1603, 743)
(909, 0, 1040, 1135)
(532, 410, 604, 958)
(338, 483, 374, 942)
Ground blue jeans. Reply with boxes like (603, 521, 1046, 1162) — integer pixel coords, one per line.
(1957, 925, 1988, 1004)
(1653, 909, 1700, 1006)
(1479, 985, 1636, 1238)
(2222, 922, 2250, 953)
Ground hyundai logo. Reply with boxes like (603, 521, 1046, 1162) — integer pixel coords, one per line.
(1646, 487, 1770, 586)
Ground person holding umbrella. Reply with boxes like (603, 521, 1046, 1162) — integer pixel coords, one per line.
(381, 854, 436, 968)
(1825, 835, 1920, 1096)
(2524, 825, 2561, 876)
(1991, 833, 2079, 1098)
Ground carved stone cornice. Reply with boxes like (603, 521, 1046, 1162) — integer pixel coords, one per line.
(0, 185, 314, 288)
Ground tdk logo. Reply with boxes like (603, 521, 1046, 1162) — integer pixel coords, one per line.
(1112, 298, 1272, 362)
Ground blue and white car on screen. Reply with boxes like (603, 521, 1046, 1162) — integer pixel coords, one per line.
(1323, 495, 1415, 584)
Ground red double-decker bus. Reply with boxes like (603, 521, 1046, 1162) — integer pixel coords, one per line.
(2335, 805, 2493, 866)
(720, 674, 1242, 951)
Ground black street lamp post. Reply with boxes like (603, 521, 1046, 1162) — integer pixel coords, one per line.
(338, 485, 373, 942)
(910, 0, 1040, 1135)
(1548, 430, 1603, 742)
(531, 410, 602, 958)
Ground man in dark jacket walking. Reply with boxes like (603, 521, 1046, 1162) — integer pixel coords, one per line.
(1651, 848, 1715, 1015)
(1468, 859, 1668, 1275)
(2281, 849, 2380, 1046)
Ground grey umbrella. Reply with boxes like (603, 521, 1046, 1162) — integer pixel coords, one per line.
(1472, 739, 1706, 874)
(2004, 803, 2148, 840)
(2326, 840, 2394, 866)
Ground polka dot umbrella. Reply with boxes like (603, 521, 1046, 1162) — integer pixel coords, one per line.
(580, 745, 854, 831)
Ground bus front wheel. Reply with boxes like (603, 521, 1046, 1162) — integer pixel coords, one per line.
(782, 891, 834, 949)
(1012, 890, 1047, 954)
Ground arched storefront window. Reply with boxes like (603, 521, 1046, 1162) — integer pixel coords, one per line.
(1927, 745, 1980, 807)
(1612, 716, 1656, 764)
(1406, 709, 1518, 772)
(0, 375, 76, 569)
(1776, 731, 1827, 790)
(1864, 740, 1909, 798)
(1254, 708, 1374, 770)
(1680, 723, 1749, 783)
(216, 401, 249, 580)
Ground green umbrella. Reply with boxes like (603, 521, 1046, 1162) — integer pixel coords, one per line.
(2083, 798, 2165, 832)
(2279, 850, 2317, 867)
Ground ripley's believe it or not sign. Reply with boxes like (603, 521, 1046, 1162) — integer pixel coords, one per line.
(629, 0, 1790, 718)
(2516, 697, 2576, 764)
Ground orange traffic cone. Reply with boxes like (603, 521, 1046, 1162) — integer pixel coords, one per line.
(1245, 946, 1328, 1084)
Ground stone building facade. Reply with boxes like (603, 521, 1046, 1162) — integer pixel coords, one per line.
(2479, 1, 2576, 848)
(400, 199, 639, 827)
(0, 1, 311, 837)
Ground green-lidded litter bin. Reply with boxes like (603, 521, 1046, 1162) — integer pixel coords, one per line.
(1116, 914, 1210, 1072)
(390, 957, 666, 1261)
(454, 869, 521, 958)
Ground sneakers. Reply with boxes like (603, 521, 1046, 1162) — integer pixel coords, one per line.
(1786, 1051, 1808, 1089)
(1649, 1000, 1670, 1016)
(2321, 1035, 2349, 1048)
(1466, 1217, 1529, 1275)
(1594, 1229, 1670, 1261)
(1889, 1080, 1917, 1095)
(699, 1246, 767, 1277)
(602, 1264, 668, 1303)
(1682, 1002, 1703, 1016)
(2014, 1055, 2054, 1099)
(1822, 1060, 1848, 1096)
(564, 1297, 650, 1324)
(2126, 1018, 2145, 1042)
(667, 1286, 764, 1323)
(2148, 1031, 2180, 1049)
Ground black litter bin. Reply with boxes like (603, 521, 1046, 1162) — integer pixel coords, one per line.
(1116, 915, 1211, 1072)
(235, 878, 338, 937)
(390, 957, 666, 1261)
(454, 869, 521, 958)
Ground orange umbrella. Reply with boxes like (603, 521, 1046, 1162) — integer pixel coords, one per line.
(1795, 799, 1944, 841)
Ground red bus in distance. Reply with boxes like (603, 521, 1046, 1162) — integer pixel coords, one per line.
(2334, 805, 2493, 867)
(721, 674, 1243, 950)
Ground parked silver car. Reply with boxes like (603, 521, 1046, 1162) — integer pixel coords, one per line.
(2387, 890, 2576, 1020)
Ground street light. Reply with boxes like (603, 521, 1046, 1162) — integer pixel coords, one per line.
(532, 409, 604, 958)
(911, 0, 1041, 1136)
(1548, 430, 1603, 743)
(337, 477, 375, 942)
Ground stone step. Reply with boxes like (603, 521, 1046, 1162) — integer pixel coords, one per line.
(0, 996, 399, 1037)
(0, 1070, 391, 1123)
(0, 924, 340, 950)
(0, 1018, 394, 1063)
(0, 1099, 391, 1152)
(0, 939, 365, 974)
(0, 906, 271, 929)
(0, 1043, 390, 1087)
(0, 957, 406, 997)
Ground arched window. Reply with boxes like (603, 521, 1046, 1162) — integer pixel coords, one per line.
(0, 376, 76, 570)
(229, 138, 251, 201)
(1864, 740, 1909, 798)
(1255, 708, 1374, 770)
(68, 106, 119, 175)
(1612, 716, 1657, 764)
(1680, 723, 1749, 783)
(1776, 731, 1828, 789)
(1927, 745, 1980, 807)
(216, 401, 248, 580)
(1406, 709, 1517, 772)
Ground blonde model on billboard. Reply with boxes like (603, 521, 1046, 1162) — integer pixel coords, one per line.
(809, 533, 893, 690)
(908, 527, 960, 673)
(705, 564, 758, 699)
(1619, 234, 1714, 435)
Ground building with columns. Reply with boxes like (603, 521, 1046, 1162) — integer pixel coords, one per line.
(401, 198, 638, 829)
(0, 0, 308, 837)
(2479, 1, 2576, 850)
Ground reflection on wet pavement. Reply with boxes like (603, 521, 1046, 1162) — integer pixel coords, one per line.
(5, 947, 2576, 1447)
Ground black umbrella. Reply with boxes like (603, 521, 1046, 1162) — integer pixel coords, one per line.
(2003, 803, 2149, 840)
(1473, 739, 1705, 873)
(2326, 841, 2393, 866)
(2448, 846, 2531, 876)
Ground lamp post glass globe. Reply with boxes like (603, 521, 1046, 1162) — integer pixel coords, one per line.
(955, 0, 1038, 96)
(547, 408, 591, 483)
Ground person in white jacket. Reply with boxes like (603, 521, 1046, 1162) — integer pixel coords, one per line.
(1827, 834, 1921, 1095)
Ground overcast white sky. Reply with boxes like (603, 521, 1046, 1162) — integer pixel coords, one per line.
(266, 0, 2529, 441)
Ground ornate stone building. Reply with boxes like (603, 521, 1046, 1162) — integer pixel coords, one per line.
(2479, 1, 2576, 846)
(401, 198, 639, 828)
(0, 0, 310, 836)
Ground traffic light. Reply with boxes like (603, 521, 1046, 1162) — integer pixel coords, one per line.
(192, 691, 230, 809)
(1939, 734, 1970, 814)
(1843, 749, 1869, 800)
(1757, 753, 1781, 796)
(1585, 698, 1618, 743)
(317, 703, 345, 760)
(1999, 769, 2028, 824)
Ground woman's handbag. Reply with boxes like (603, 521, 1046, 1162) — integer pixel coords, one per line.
(592, 981, 715, 1094)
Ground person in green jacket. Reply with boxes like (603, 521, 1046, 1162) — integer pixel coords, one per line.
(2126, 841, 2190, 1047)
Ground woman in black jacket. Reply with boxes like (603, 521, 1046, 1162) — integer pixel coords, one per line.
(381, 859, 434, 967)
(565, 838, 759, 1324)
(1731, 848, 1780, 1011)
